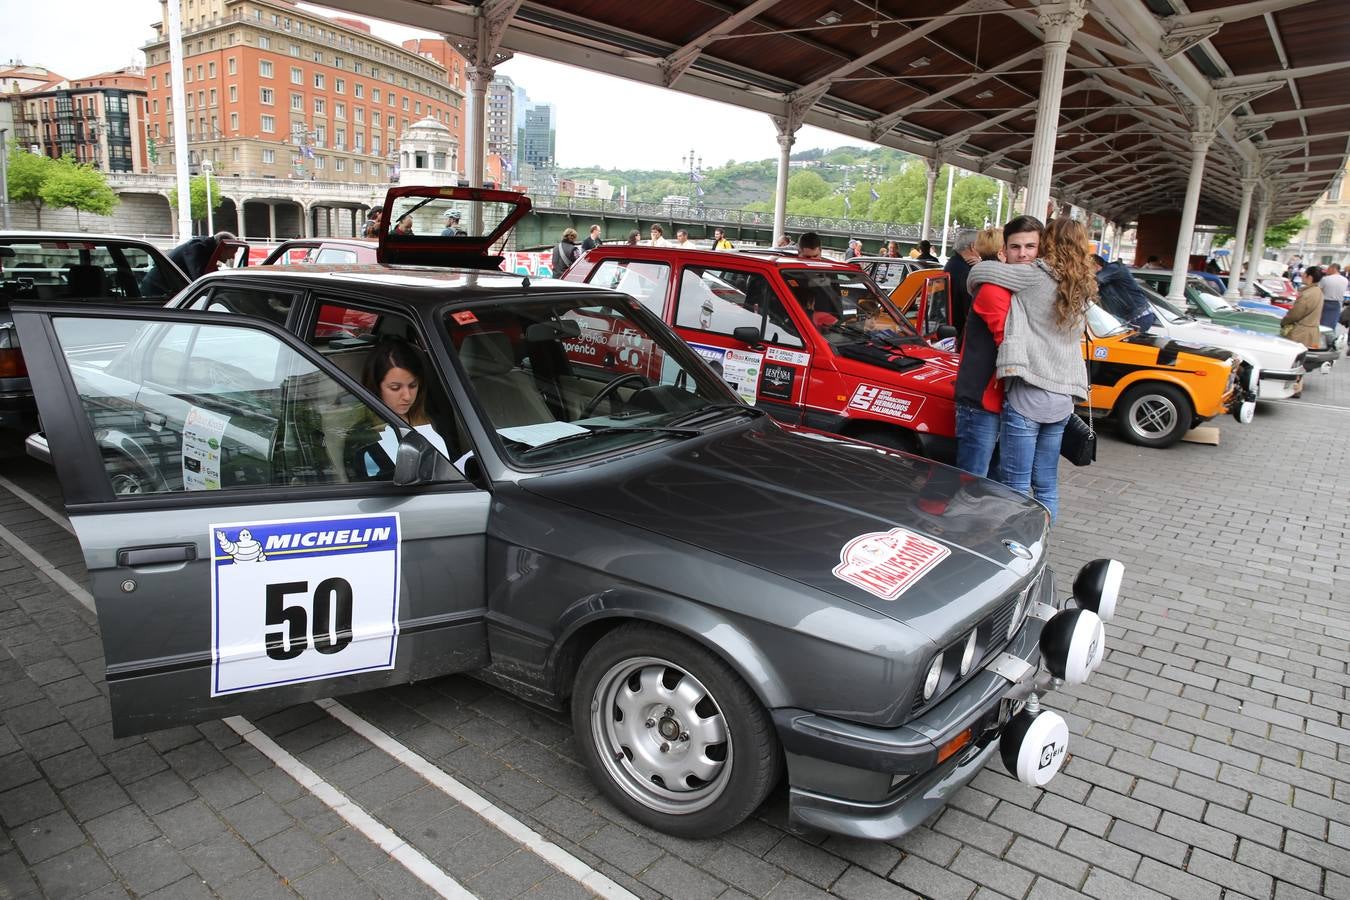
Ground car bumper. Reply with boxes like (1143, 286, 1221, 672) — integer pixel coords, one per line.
(0, 380, 36, 430)
(773, 572, 1061, 840)
(1304, 348, 1337, 371)
(1257, 370, 1302, 400)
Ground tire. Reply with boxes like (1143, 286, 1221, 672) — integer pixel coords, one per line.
(571, 623, 782, 837)
(1116, 382, 1193, 448)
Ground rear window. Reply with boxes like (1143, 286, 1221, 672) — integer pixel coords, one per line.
(0, 239, 187, 302)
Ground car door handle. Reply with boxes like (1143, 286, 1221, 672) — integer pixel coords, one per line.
(144, 412, 167, 431)
(118, 544, 197, 567)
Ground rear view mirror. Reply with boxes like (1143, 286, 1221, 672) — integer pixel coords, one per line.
(524, 320, 582, 342)
(393, 428, 461, 485)
(936, 325, 957, 339)
(732, 326, 763, 345)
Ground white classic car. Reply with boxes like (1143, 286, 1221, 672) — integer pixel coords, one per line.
(1142, 287, 1305, 400)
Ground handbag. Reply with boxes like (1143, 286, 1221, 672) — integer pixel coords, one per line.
(1060, 378, 1096, 466)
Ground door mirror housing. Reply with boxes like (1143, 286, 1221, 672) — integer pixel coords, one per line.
(393, 428, 462, 485)
(732, 326, 763, 346)
(935, 324, 958, 339)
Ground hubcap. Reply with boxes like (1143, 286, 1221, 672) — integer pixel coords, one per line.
(590, 656, 731, 815)
(1130, 394, 1177, 437)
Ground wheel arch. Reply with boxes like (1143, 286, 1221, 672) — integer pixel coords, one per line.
(1103, 371, 1201, 415)
(546, 594, 792, 713)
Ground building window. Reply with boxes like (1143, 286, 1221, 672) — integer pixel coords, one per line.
(152, 99, 158, 113)
(260, 60, 273, 78)
(313, 50, 323, 63)
(314, 98, 325, 114)
(372, 88, 380, 103)
(262, 148, 275, 164)
(415, 101, 421, 116)
(335, 158, 345, 172)
(151, 75, 157, 89)
(289, 43, 300, 57)
(258, 35, 271, 50)
(197, 65, 203, 80)
(291, 93, 303, 110)
(232, 147, 241, 161)
(291, 66, 302, 84)
(260, 87, 274, 105)
(315, 155, 325, 169)
(387, 114, 394, 129)
(354, 160, 363, 175)
(1318, 219, 1335, 243)
(186, 94, 194, 110)
(186, 68, 193, 83)
(1328, 174, 1344, 201)
(401, 96, 409, 111)
(209, 61, 216, 77)
(354, 83, 363, 99)
(335, 56, 344, 69)
(230, 112, 239, 130)
(354, 62, 363, 74)
(335, 103, 346, 120)
(228, 57, 236, 75)
(316, 124, 326, 146)
(335, 128, 346, 150)
(261, 115, 275, 133)
(314, 74, 325, 90)
(229, 85, 238, 102)
(335, 78, 345, 94)
(388, 92, 395, 106)
(354, 107, 364, 124)
(209, 89, 216, 106)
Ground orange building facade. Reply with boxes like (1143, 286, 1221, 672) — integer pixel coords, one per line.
(141, 0, 466, 183)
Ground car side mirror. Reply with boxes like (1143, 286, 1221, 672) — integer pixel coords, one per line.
(393, 428, 461, 485)
(935, 325, 957, 339)
(732, 326, 763, 346)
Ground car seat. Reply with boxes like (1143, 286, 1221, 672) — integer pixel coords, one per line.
(457, 331, 556, 428)
(65, 264, 109, 299)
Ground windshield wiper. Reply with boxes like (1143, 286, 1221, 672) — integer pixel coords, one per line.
(518, 425, 704, 455)
(666, 403, 767, 426)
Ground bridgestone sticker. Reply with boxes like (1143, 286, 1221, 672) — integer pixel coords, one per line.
(833, 527, 950, 601)
(210, 514, 400, 696)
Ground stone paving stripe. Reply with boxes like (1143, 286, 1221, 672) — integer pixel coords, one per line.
(319, 697, 638, 900)
(1265, 397, 1350, 413)
(224, 715, 475, 899)
(0, 522, 94, 613)
(0, 475, 75, 535)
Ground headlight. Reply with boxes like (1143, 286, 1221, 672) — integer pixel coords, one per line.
(923, 653, 944, 700)
(959, 631, 978, 676)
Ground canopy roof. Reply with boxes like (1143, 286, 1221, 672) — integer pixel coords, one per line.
(316, 0, 1350, 225)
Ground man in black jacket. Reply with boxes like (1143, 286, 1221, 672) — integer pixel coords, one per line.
(1093, 255, 1156, 331)
(140, 230, 235, 295)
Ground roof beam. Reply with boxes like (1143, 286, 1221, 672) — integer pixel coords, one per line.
(1158, 0, 1317, 59)
(867, 48, 1040, 136)
(1215, 61, 1349, 89)
(660, 0, 783, 86)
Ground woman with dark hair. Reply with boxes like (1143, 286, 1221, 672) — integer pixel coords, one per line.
(967, 217, 1092, 520)
(361, 338, 449, 472)
(1282, 265, 1324, 350)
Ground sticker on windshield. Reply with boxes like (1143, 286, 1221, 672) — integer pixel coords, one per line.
(833, 527, 950, 601)
(210, 513, 400, 696)
(690, 343, 763, 405)
(765, 347, 810, 367)
(183, 406, 229, 491)
(848, 384, 926, 422)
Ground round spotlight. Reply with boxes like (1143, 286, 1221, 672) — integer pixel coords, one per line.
(1000, 707, 1069, 786)
(960, 631, 978, 676)
(923, 653, 944, 701)
(1237, 400, 1256, 424)
(1072, 558, 1123, 622)
(1039, 608, 1105, 685)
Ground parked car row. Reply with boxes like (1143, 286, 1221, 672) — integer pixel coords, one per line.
(7, 188, 1122, 844)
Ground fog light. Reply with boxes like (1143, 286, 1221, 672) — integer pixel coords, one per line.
(1000, 706, 1069, 786)
(1040, 608, 1105, 684)
(923, 654, 943, 700)
(959, 631, 977, 675)
(1073, 559, 1122, 622)
(1236, 400, 1256, 424)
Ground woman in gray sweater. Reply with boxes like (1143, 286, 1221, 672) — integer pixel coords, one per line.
(966, 217, 1093, 520)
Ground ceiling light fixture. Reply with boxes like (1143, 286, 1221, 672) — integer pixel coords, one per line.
(976, 89, 994, 99)
(909, 56, 931, 68)
(817, 11, 842, 26)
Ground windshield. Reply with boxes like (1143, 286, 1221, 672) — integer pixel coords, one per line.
(779, 268, 921, 346)
(1086, 303, 1132, 337)
(444, 294, 743, 465)
(1137, 284, 1188, 321)
(1190, 286, 1237, 314)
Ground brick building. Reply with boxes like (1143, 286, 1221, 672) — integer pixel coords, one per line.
(14, 68, 150, 173)
(141, 0, 467, 183)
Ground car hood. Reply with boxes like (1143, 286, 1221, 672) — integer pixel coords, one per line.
(1118, 330, 1233, 365)
(521, 419, 1047, 640)
(1152, 318, 1304, 370)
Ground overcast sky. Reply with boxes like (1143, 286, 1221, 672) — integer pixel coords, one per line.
(3, 0, 853, 170)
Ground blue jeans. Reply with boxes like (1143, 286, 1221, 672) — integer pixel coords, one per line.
(955, 404, 1000, 478)
(999, 406, 1069, 520)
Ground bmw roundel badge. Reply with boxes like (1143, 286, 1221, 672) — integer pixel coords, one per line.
(1003, 540, 1033, 561)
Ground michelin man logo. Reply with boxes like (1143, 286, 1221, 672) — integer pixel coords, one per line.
(216, 528, 267, 563)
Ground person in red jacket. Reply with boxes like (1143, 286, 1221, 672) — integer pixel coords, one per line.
(953, 216, 1043, 477)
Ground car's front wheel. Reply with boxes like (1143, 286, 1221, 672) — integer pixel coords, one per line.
(1117, 382, 1193, 448)
(572, 623, 781, 837)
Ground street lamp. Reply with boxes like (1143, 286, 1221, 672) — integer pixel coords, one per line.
(682, 148, 702, 204)
(202, 158, 214, 236)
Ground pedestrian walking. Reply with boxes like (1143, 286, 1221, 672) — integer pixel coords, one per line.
(551, 227, 582, 275)
(582, 224, 603, 251)
(712, 227, 734, 250)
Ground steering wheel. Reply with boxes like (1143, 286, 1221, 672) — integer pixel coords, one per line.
(580, 372, 650, 418)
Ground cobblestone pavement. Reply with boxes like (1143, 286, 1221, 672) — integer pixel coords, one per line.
(1, 360, 1348, 899)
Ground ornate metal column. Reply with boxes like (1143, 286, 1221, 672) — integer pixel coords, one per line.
(1167, 113, 1215, 303)
(1024, 1, 1086, 219)
(1225, 166, 1257, 298)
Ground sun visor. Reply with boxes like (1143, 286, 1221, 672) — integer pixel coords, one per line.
(377, 185, 532, 268)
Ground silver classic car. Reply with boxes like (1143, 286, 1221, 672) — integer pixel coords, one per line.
(14, 187, 1119, 840)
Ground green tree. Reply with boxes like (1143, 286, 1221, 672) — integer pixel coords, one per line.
(168, 174, 224, 228)
(6, 148, 57, 227)
(787, 170, 831, 202)
(39, 156, 118, 227)
(1212, 213, 1309, 251)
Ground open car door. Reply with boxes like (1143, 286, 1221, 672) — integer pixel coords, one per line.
(209, 238, 251, 271)
(13, 303, 491, 736)
(888, 269, 956, 347)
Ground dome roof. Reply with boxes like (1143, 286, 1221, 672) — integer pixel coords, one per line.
(406, 116, 450, 135)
